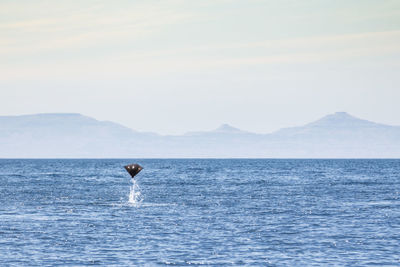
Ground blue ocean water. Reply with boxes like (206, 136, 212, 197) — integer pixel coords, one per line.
(0, 159, 399, 266)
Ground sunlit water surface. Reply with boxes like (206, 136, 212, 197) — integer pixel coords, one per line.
(0, 159, 399, 266)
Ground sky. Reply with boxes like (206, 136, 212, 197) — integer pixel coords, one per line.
(1, 0, 400, 134)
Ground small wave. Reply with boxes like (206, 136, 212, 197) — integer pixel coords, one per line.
(112, 202, 176, 209)
(140, 203, 177, 207)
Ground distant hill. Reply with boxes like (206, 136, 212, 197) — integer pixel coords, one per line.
(184, 123, 251, 136)
(276, 112, 394, 135)
(268, 112, 400, 157)
(0, 112, 399, 158)
(0, 113, 141, 157)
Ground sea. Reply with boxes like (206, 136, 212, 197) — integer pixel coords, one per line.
(0, 159, 399, 266)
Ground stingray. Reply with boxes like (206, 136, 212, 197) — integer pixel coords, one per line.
(124, 163, 143, 178)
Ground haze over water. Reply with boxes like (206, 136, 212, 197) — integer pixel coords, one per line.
(1, 159, 399, 266)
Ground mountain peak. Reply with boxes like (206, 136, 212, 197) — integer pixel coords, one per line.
(213, 123, 243, 133)
(28, 113, 84, 118)
(332, 111, 351, 117)
(307, 112, 381, 128)
(183, 123, 245, 136)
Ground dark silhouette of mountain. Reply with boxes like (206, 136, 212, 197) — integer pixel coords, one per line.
(0, 112, 399, 158)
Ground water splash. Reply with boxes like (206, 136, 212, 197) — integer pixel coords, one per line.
(128, 178, 143, 206)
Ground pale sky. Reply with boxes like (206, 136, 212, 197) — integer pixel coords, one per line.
(1, 0, 400, 134)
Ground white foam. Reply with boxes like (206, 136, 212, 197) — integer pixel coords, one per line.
(128, 178, 143, 206)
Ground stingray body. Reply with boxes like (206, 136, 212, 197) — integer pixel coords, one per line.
(124, 163, 143, 178)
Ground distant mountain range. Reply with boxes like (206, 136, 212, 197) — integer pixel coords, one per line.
(1, 112, 399, 158)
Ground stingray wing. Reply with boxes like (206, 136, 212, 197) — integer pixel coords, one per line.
(124, 163, 143, 178)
